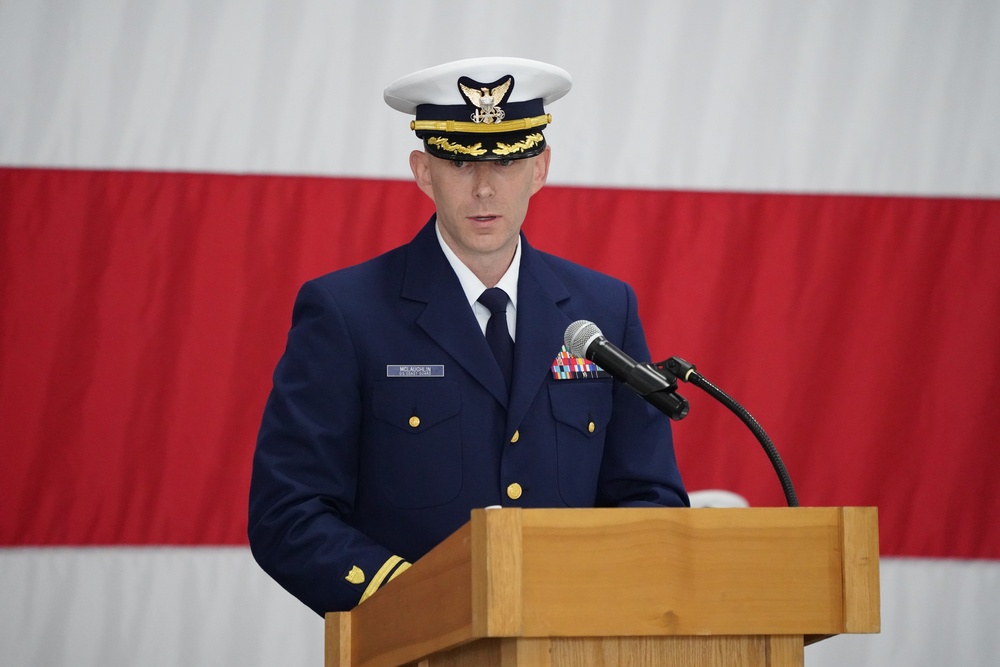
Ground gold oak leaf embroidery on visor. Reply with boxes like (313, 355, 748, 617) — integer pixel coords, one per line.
(426, 136, 488, 156)
(493, 133, 544, 156)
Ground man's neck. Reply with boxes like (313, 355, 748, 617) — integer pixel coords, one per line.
(464, 250, 515, 288)
(435, 223, 522, 301)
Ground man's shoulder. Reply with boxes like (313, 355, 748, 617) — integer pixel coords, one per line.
(307, 243, 409, 290)
(306, 218, 438, 291)
(528, 245, 631, 295)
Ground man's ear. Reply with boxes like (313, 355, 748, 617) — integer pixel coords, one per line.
(530, 146, 552, 196)
(409, 150, 435, 200)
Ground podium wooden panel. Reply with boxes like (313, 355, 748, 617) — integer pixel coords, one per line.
(325, 507, 879, 667)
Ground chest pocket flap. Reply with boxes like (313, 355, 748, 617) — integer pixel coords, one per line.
(548, 381, 613, 436)
(372, 379, 461, 433)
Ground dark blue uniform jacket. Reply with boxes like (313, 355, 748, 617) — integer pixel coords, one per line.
(249, 217, 688, 614)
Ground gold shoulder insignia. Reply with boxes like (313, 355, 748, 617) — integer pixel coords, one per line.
(345, 565, 365, 584)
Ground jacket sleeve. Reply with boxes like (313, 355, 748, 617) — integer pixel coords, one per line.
(248, 280, 408, 615)
(596, 282, 690, 508)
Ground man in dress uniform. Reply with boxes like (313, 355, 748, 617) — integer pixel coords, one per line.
(248, 57, 688, 615)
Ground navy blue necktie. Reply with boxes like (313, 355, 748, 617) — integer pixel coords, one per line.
(478, 287, 514, 391)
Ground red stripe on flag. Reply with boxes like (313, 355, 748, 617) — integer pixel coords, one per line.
(2, 167, 998, 560)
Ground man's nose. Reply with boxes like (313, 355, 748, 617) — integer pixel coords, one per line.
(472, 164, 495, 198)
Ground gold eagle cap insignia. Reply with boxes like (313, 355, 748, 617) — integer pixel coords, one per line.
(459, 76, 513, 124)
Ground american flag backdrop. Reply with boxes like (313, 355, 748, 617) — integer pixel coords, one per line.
(2, 1, 999, 665)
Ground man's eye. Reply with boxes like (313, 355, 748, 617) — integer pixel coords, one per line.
(496, 158, 514, 167)
(451, 160, 466, 168)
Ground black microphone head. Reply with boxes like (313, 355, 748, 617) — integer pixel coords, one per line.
(564, 320, 603, 358)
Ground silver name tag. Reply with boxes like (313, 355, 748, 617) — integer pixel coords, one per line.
(386, 365, 445, 377)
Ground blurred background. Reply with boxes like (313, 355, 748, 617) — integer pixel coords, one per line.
(2, 1, 998, 664)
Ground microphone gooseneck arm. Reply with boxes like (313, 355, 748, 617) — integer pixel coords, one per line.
(658, 356, 800, 508)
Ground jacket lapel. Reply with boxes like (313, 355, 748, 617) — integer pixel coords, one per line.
(507, 237, 572, 432)
(401, 218, 510, 407)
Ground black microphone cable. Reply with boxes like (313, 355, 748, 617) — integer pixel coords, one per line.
(657, 356, 800, 508)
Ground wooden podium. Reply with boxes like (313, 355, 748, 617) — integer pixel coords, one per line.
(325, 507, 879, 666)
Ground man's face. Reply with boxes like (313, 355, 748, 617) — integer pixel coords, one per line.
(410, 148, 550, 273)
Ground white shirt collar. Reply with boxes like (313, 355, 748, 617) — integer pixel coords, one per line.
(435, 222, 520, 339)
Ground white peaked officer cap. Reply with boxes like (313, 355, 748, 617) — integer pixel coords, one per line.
(384, 57, 573, 161)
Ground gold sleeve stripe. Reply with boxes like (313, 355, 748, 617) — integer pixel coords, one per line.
(387, 560, 411, 583)
(410, 114, 551, 134)
(358, 555, 403, 604)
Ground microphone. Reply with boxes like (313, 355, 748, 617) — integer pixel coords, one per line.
(564, 320, 689, 421)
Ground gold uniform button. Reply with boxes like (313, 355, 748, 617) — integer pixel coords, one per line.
(506, 483, 523, 500)
(408, 416, 420, 428)
(588, 421, 595, 433)
(510, 430, 520, 443)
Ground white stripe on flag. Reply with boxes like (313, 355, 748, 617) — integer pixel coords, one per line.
(1, 1, 998, 196)
(2, 548, 999, 666)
